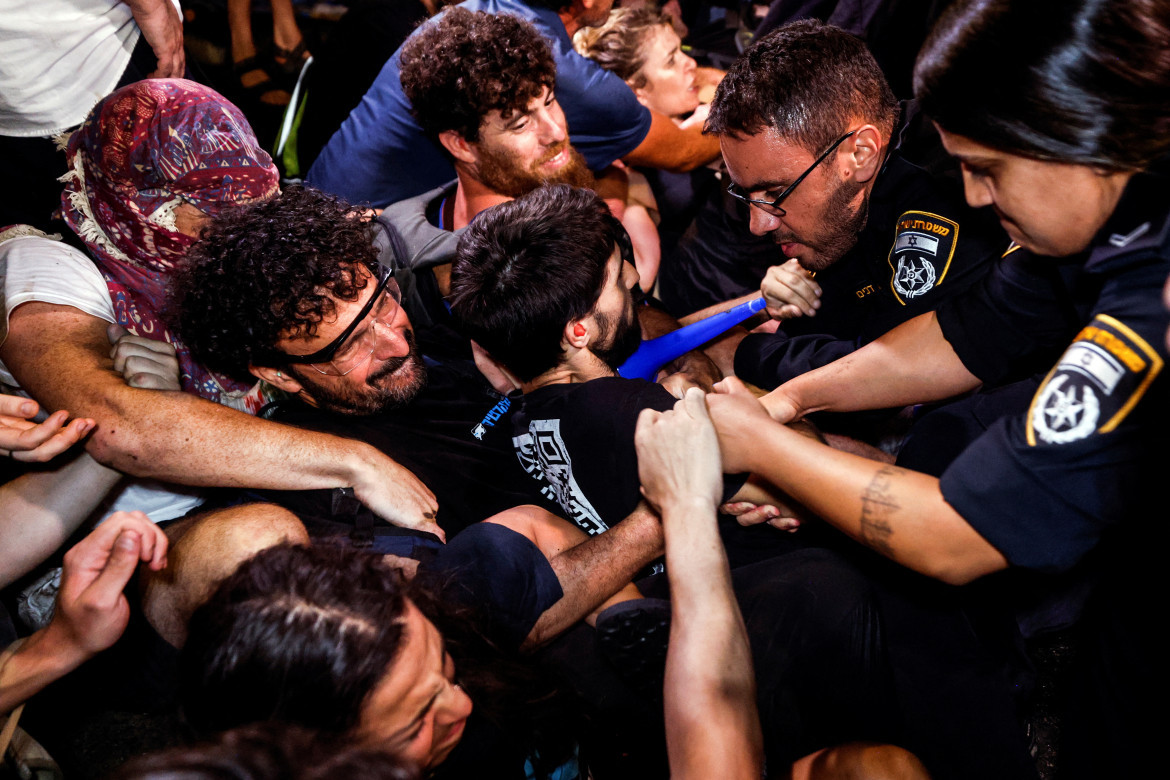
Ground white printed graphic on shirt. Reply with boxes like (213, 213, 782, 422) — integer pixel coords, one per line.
(513, 419, 609, 535)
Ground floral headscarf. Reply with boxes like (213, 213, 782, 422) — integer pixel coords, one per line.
(60, 79, 280, 411)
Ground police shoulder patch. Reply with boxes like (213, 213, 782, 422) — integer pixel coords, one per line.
(887, 211, 959, 304)
(1026, 314, 1164, 446)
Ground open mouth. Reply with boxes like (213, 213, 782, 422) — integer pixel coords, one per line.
(540, 146, 569, 170)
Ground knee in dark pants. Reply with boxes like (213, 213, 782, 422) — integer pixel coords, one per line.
(418, 522, 564, 651)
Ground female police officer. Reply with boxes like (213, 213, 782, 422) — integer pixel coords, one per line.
(704, 0, 1170, 776)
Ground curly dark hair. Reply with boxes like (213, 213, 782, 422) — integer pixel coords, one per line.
(399, 7, 556, 143)
(706, 19, 899, 154)
(166, 185, 378, 380)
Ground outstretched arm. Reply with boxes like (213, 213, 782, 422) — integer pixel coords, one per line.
(636, 388, 763, 780)
(1, 303, 441, 539)
(710, 378, 1006, 585)
(497, 503, 663, 651)
(763, 311, 981, 423)
(622, 110, 722, 173)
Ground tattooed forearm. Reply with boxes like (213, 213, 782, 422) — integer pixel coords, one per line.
(859, 466, 900, 557)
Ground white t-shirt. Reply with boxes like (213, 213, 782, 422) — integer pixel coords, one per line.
(0, 233, 204, 523)
(0, 0, 181, 136)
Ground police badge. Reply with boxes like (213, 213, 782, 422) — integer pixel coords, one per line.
(887, 211, 959, 303)
(1027, 314, 1163, 446)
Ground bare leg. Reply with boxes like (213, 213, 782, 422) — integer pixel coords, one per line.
(226, 0, 258, 64)
(227, 0, 291, 105)
(140, 502, 308, 647)
(269, 0, 307, 59)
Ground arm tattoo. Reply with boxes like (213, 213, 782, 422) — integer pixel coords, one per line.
(859, 466, 900, 557)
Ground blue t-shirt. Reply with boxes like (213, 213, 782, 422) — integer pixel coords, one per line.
(306, 0, 653, 208)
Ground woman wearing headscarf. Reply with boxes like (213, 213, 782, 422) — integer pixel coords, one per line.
(59, 77, 280, 410)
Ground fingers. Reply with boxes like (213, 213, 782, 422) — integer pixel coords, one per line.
(1, 410, 96, 462)
(681, 385, 710, 422)
(110, 331, 181, 391)
(65, 511, 166, 574)
(87, 528, 146, 601)
(0, 395, 38, 419)
(712, 376, 749, 396)
(723, 503, 801, 531)
(766, 515, 802, 532)
(761, 259, 822, 319)
(421, 521, 447, 544)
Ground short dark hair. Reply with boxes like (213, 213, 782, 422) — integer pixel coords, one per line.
(573, 6, 674, 89)
(167, 185, 378, 379)
(400, 7, 557, 143)
(179, 543, 412, 738)
(914, 0, 1170, 171)
(448, 185, 621, 382)
(706, 19, 899, 153)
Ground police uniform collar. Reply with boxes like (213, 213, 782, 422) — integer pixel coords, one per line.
(1086, 170, 1170, 272)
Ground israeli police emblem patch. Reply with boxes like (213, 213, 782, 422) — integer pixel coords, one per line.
(1027, 314, 1163, 446)
(888, 211, 959, 303)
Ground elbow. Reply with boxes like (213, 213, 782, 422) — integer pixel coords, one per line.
(85, 423, 148, 475)
(918, 552, 1001, 586)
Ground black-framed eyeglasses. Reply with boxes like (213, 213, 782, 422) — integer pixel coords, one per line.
(725, 130, 856, 217)
(258, 264, 402, 375)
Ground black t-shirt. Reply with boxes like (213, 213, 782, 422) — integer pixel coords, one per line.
(254, 357, 545, 541)
(510, 377, 746, 535)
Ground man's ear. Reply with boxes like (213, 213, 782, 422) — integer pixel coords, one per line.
(438, 130, 478, 166)
(562, 317, 592, 351)
(845, 124, 885, 184)
(250, 364, 305, 395)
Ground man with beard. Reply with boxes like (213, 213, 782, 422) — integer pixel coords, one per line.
(168, 184, 685, 656)
(449, 185, 797, 542)
(168, 183, 765, 775)
(305, 0, 722, 210)
(699, 20, 1003, 420)
(385, 6, 719, 391)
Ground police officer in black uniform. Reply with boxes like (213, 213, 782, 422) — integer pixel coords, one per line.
(705, 1, 1170, 777)
(701, 20, 1003, 404)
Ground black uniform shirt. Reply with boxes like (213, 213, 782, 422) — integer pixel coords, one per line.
(735, 138, 1003, 389)
(938, 173, 1170, 572)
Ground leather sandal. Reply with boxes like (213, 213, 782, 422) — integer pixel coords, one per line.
(232, 55, 291, 107)
(273, 39, 311, 77)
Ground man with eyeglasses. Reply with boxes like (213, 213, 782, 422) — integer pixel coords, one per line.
(169, 185, 689, 665)
(700, 19, 1002, 440)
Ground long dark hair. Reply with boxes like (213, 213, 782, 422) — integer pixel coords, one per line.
(914, 0, 1170, 170)
(179, 542, 582, 778)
